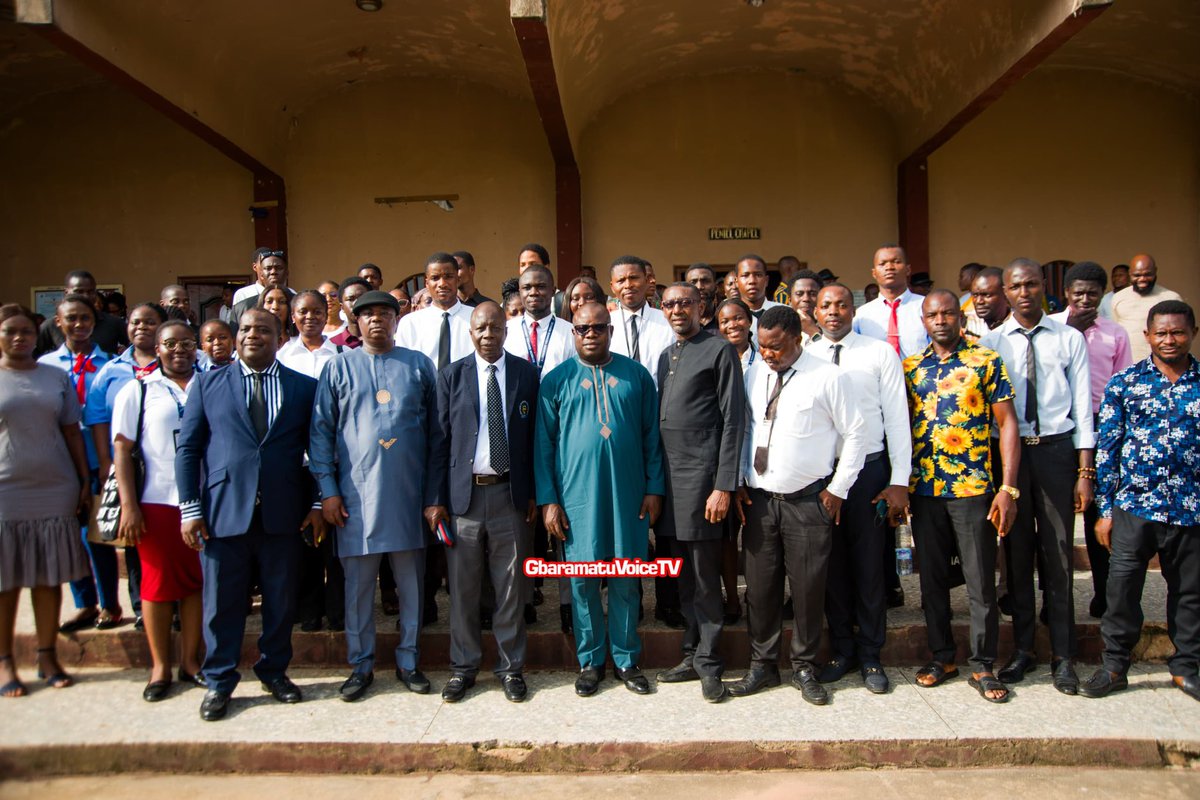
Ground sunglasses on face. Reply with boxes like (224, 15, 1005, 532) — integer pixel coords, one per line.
(661, 298, 697, 311)
(572, 323, 609, 337)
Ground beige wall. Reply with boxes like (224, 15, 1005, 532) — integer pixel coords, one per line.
(577, 70, 899, 287)
(283, 78, 555, 297)
(929, 69, 1200, 304)
(0, 83, 254, 310)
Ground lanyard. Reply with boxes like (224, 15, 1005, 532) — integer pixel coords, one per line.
(743, 344, 756, 367)
(521, 316, 555, 374)
(160, 380, 188, 420)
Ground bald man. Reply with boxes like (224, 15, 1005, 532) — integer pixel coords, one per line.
(1110, 254, 1182, 362)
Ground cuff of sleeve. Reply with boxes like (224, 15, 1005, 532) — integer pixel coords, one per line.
(179, 501, 202, 522)
(311, 501, 322, 510)
(317, 475, 340, 500)
(825, 482, 850, 501)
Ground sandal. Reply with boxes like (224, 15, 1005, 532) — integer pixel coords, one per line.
(35, 648, 74, 689)
(969, 672, 1011, 703)
(0, 655, 27, 698)
(914, 661, 959, 688)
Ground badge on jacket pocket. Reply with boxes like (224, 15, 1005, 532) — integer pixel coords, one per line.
(518, 400, 530, 419)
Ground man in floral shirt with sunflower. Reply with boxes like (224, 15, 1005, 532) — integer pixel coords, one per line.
(904, 290, 1021, 703)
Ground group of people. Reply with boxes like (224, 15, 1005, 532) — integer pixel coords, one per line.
(0, 242, 1196, 721)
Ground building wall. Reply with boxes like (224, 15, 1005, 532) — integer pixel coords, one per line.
(577, 70, 900, 287)
(283, 78, 555, 298)
(0, 83, 254, 310)
(929, 69, 1200, 304)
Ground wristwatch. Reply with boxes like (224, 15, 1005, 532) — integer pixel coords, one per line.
(999, 485, 1020, 501)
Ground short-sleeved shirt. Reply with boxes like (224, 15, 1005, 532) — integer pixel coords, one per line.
(904, 338, 1013, 498)
(111, 371, 193, 506)
(37, 343, 112, 470)
(0, 365, 82, 520)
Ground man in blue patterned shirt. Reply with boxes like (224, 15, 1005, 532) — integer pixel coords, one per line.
(1081, 300, 1200, 702)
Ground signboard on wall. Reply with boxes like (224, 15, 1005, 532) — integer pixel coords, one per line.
(708, 227, 760, 241)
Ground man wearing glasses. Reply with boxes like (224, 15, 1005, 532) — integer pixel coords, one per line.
(654, 284, 746, 703)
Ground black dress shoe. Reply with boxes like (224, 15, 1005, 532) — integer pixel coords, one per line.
(177, 669, 206, 688)
(200, 689, 230, 721)
(58, 608, 99, 633)
(397, 667, 431, 694)
(886, 587, 905, 609)
(133, 615, 144, 632)
(340, 671, 373, 702)
(998, 652, 1037, 684)
(701, 676, 727, 703)
(656, 660, 700, 683)
(502, 673, 528, 703)
(94, 610, 124, 630)
(616, 666, 651, 695)
(1088, 596, 1107, 620)
(381, 599, 400, 616)
(1175, 674, 1200, 701)
(531, 587, 544, 607)
(997, 593, 1013, 617)
(560, 604, 574, 635)
(524, 603, 537, 624)
(1079, 668, 1128, 698)
(792, 667, 830, 705)
(575, 666, 604, 697)
(299, 618, 322, 633)
(654, 607, 686, 629)
(441, 673, 474, 702)
(143, 679, 171, 703)
(329, 619, 345, 633)
(1051, 658, 1079, 696)
(725, 667, 781, 697)
(861, 664, 890, 694)
(261, 675, 303, 704)
(817, 655, 859, 684)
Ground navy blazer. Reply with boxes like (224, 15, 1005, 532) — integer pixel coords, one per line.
(175, 361, 318, 538)
(428, 352, 539, 516)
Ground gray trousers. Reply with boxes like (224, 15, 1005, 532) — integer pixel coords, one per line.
(743, 489, 833, 671)
(675, 536, 725, 677)
(342, 549, 425, 674)
(447, 482, 532, 677)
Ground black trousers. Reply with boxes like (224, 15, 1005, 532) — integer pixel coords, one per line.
(1102, 507, 1200, 677)
(912, 493, 999, 672)
(653, 533, 681, 613)
(824, 457, 888, 664)
(1005, 437, 1077, 658)
(743, 489, 832, 671)
(297, 534, 345, 626)
(674, 536, 725, 677)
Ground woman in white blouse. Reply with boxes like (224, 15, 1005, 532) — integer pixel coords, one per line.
(277, 290, 340, 380)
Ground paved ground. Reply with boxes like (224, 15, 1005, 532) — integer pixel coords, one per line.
(4, 769, 1200, 799)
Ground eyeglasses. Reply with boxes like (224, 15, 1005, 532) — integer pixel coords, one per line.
(572, 323, 610, 337)
(395, 299, 411, 308)
(661, 298, 697, 311)
(161, 339, 197, 352)
(259, 250, 285, 259)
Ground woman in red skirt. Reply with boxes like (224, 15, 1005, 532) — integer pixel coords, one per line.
(112, 320, 204, 702)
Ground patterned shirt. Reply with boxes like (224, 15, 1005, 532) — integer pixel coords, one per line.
(1095, 356, 1200, 525)
(903, 338, 1013, 498)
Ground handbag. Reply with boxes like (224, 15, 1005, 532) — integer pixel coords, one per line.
(92, 378, 148, 544)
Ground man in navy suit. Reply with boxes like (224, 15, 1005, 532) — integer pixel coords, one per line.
(177, 308, 326, 721)
(426, 302, 540, 703)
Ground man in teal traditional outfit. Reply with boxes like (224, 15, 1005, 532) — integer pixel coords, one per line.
(534, 302, 665, 696)
(309, 290, 439, 702)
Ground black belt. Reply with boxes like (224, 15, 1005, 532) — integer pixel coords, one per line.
(473, 472, 510, 486)
(750, 477, 827, 503)
(863, 450, 886, 464)
(1021, 432, 1072, 447)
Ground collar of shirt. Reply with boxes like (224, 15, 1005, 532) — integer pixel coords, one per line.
(522, 311, 557, 327)
(143, 368, 194, 392)
(278, 336, 338, 356)
(999, 312, 1051, 336)
(239, 359, 280, 378)
(474, 351, 506, 377)
(46, 342, 107, 364)
(810, 329, 857, 353)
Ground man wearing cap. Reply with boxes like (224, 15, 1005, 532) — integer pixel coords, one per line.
(309, 290, 439, 702)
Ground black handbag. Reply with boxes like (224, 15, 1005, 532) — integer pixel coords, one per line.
(93, 378, 148, 543)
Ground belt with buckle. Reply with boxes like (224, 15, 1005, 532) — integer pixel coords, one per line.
(751, 477, 827, 503)
(1021, 432, 1072, 447)
(473, 473, 510, 486)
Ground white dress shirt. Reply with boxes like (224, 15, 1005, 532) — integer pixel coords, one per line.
(852, 289, 930, 359)
(504, 312, 573, 380)
(111, 370, 193, 506)
(473, 353, 507, 475)
(277, 335, 340, 379)
(807, 331, 912, 487)
(231, 282, 265, 306)
(980, 313, 1095, 448)
(610, 303, 675, 384)
(742, 350, 868, 499)
(395, 301, 474, 369)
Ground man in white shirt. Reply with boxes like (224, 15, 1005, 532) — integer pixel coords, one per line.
(230, 250, 291, 332)
(1110, 254, 1183, 362)
(727, 306, 867, 706)
(980, 258, 1095, 696)
(395, 252, 475, 370)
(736, 255, 782, 331)
(1097, 263, 1129, 320)
(231, 247, 285, 306)
(608, 255, 674, 382)
(853, 244, 930, 360)
(966, 267, 1010, 338)
(807, 284, 911, 695)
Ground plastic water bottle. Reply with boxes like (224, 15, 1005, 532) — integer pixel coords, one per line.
(895, 519, 914, 576)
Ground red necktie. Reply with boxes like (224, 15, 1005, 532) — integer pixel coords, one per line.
(134, 360, 159, 380)
(885, 299, 901, 356)
(72, 353, 96, 405)
(530, 320, 539, 362)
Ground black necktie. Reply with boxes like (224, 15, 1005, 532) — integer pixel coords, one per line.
(486, 365, 509, 474)
(753, 371, 789, 475)
(1018, 328, 1039, 435)
(438, 311, 451, 370)
(629, 315, 640, 362)
(250, 372, 268, 442)
(832, 343, 842, 366)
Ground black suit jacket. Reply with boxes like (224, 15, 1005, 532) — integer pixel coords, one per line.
(427, 351, 539, 516)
